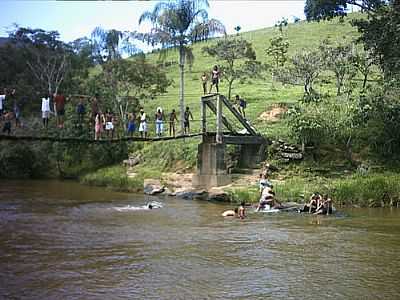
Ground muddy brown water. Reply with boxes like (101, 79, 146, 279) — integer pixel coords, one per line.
(1, 180, 400, 299)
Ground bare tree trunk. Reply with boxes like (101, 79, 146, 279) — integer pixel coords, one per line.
(179, 45, 185, 134)
(346, 135, 355, 166)
(228, 79, 234, 100)
(362, 73, 368, 89)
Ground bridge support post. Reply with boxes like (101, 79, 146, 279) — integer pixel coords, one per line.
(238, 142, 268, 169)
(192, 137, 231, 188)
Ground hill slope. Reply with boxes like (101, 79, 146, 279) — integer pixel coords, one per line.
(142, 14, 361, 140)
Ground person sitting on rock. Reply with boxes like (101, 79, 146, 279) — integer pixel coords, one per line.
(257, 184, 281, 211)
(259, 173, 272, 194)
(299, 192, 321, 213)
(314, 194, 333, 215)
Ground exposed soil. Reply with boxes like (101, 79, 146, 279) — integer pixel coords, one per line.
(258, 105, 288, 122)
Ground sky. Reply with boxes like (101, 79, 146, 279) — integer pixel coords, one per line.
(0, 0, 307, 49)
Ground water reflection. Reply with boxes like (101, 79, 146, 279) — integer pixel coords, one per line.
(1, 180, 400, 299)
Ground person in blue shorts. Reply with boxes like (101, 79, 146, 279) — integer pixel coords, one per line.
(127, 112, 136, 137)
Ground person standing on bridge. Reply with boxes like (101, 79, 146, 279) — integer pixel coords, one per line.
(235, 95, 247, 118)
(201, 72, 208, 95)
(0, 88, 6, 117)
(89, 94, 100, 128)
(209, 65, 221, 94)
(2, 110, 13, 135)
(41, 94, 51, 130)
(155, 107, 164, 137)
(76, 96, 86, 127)
(139, 108, 148, 139)
(127, 112, 136, 137)
(184, 106, 194, 135)
(169, 109, 178, 137)
(54, 91, 66, 129)
(94, 111, 105, 140)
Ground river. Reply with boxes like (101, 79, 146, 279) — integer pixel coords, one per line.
(1, 180, 400, 299)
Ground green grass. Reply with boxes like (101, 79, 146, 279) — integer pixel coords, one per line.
(139, 14, 364, 140)
(127, 13, 368, 176)
(227, 171, 400, 207)
(81, 13, 398, 206)
(80, 165, 143, 192)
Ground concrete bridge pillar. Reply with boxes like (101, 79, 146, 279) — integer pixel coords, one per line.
(238, 142, 267, 169)
(192, 140, 231, 188)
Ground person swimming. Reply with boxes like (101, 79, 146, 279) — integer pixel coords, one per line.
(222, 208, 238, 217)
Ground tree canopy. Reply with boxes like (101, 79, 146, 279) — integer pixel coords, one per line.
(304, 0, 387, 21)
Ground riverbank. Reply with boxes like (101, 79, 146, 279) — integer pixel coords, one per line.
(2, 136, 400, 208)
(80, 160, 400, 208)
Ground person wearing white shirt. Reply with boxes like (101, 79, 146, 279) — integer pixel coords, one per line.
(138, 108, 147, 138)
(41, 95, 51, 129)
(0, 88, 6, 116)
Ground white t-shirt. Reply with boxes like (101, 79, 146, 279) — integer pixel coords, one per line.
(41, 97, 50, 112)
(0, 94, 5, 110)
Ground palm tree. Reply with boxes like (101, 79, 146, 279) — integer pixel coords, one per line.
(139, 0, 226, 133)
(91, 27, 137, 64)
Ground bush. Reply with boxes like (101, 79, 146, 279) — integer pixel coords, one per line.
(0, 141, 52, 178)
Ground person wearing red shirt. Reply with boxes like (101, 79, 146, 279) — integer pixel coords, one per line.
(54, 91, 66, 128)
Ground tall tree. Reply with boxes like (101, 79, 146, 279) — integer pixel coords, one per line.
(304, 0, 386, 21)
(355, 2, 400, 79)
(304, 1, 398, 79)
(350, 49, 375, 89)
(203, 38, 265, 100)
(9, 26, 72, 96)
(87, 55, 170, 124)
(91, 27, 137, 64)
(138, 0, 226, 132)
(319, 40, 356, 95)
(276, 49, 324, 99)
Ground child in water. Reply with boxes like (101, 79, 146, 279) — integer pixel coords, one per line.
(238, 201, 246, 219)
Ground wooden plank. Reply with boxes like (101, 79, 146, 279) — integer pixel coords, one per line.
(219, 95, 258, 136)
(204, 100, 237, 134)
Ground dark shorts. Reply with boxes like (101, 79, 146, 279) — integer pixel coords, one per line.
(57, 109, 65, 116)
(3, 121, 11, 133)
(184, 120, 190, 128)
(212, 78, 219, 85)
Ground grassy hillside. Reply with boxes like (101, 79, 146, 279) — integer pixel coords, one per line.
(82, 14, 400, 206)
(141, 14, 361, 140)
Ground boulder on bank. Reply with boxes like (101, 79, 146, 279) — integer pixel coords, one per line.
(144, 179, 165, 195)
(123, 154, 142, 168)
(175, 189, 208, 200)
(208, 188, 231, 202)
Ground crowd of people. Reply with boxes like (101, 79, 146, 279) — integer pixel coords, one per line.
(1, 64, 251, 138)
(221, 161, 334, 219)
(0, 88, 199, 139)
(299, 192, 333, 215)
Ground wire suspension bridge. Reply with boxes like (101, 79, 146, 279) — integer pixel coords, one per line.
(0, 94, 265, 145)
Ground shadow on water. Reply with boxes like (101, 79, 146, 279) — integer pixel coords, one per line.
(1, 180, 400, 299)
